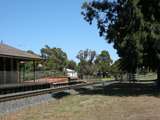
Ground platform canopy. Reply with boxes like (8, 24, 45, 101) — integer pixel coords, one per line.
(0, 43, 41, 84)
(0, 43, 41, 60)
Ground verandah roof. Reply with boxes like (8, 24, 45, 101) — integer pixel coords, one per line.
(0, 43, 41, 60)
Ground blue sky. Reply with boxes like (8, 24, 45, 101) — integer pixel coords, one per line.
(0, 0, 118, 62)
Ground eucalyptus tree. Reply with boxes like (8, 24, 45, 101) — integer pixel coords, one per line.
(77, 49, 97, 76)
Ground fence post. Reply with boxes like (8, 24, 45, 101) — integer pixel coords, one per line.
(102, 81, 105, 94)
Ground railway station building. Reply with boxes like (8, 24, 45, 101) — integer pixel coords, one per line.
(0, 43, 41, 85)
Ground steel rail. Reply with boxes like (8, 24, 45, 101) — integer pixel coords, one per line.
(0, 80, 118, 102)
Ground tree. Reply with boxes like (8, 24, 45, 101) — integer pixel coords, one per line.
(82, 0, 160, 83)
(77, 49, 96, 64)
(25, 50, 37, 72)
(77, 49, 96, 77)
(138, 0, 160, 83)
(95, 50, 113, 75)
(110, 59, 122, 74)
(110, 59, 125, 80)
(82, 0, 143, 73)
(27, 50, 35, 55)
(41, 45, 68, 72)
(66, 60, 77, 70)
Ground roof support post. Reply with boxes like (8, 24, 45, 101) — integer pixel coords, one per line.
(3, 57, 6, 84)
(23, 62, 25, 83)
(17, 60, 20, 83)
(10, 58, 13, 83)
(33, 60, 36, 82)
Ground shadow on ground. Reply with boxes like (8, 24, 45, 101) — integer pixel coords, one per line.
(75, 81, 160, 97)
(51, 91, 71, 99)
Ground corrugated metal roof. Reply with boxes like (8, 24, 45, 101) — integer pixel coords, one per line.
(0, 43, 41, 60)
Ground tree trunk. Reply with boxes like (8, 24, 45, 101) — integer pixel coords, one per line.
(157, 66, 160, 87)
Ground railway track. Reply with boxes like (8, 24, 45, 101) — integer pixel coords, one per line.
(0, 80, 118, 102)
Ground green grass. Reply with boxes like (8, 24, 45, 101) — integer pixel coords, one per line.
(99, 77, 115, 81)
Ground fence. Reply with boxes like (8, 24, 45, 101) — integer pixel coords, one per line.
(0, 70, 65, 84)
(24, 70, 65, 81)
(80, 72, 157, 82)
(0, 70, 158, 85)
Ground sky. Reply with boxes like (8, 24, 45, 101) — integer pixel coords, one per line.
(0, 0, 118, 62)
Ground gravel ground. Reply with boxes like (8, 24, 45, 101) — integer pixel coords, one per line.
(0, 89, 77, 118)
(0, 80, 116, 117)
(0, 93, 55, 117)
(0, 83, 95, 117)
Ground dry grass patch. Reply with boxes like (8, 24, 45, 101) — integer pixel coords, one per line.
(2, 82, 160, 120)
(2, 94, 160, 120)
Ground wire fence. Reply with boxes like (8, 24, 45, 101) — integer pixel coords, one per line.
(24, 71, 65, 81)
(80, 72, 157, 82)
(0, 70, 65, 84)
(0, 71, 158, 85)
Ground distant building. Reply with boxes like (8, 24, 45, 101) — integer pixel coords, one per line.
(0, 43, 41, 84)
(64, 68, 78, 80)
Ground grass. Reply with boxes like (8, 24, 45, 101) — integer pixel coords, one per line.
(99, 77, 115, 81)
(3, 82, 160, 120)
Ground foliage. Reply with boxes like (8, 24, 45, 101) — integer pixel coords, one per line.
(24, 50, 37, 72)
(77, 49, 97, 76)
(27, 50, 35, 55)
(110, 59, 122, 73)
(95, 50, 113, 73)
(41, 45, 68, 72)
(81, 0, 160, 75)
(66, 60, 77, 70)
(77, 49, 96, 63)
